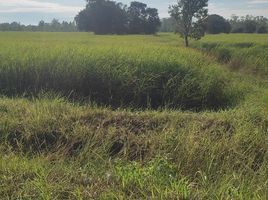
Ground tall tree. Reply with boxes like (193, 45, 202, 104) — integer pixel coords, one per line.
(169, 0, 208, 47)
(127, 2, 147, 34)
(145, 8, 161, 34)
(76, 0, 160, 35)
(127, 1, 160, 34)
(206, 14, 231, 34)
(75, 0, 128, 34)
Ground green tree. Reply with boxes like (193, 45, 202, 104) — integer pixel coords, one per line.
(160, 18, 176, 32)
(229, 15, 268, 34)
(75, 0, 128, 34)
(244, 20, 257, 33)
(169, 0, 208, 47)
(144, 8, 161, 34)
(257, 26, 267, 33)
(206, 14, 231, 34)
(128, 1, 147, 34)
(75, 0, 160, 35)
(127, 2, 161, 34)
(50, 19, 61, 32)
(38, 20, 45, 31)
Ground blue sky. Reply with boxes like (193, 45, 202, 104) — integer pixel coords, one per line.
(0, 0, 268, 25)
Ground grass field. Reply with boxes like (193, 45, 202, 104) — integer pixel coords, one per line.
(0, 32, 267, 199)
(192, 34, 268, 78)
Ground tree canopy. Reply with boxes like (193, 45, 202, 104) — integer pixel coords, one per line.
(75, 0, 161, 34)
(169, 0, 208, 47)
(230, 15, 268, 33)
(205, 14, 231, 34)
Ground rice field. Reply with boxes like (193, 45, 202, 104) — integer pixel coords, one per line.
(192, 34, 268, 77)
(0, 32, 240, 110)
(0, 32, 267, 199)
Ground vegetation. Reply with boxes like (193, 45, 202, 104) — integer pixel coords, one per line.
(0, 19, 77, 32)
(75, 0, 161, 34)
(0, 32, 238, 110)
(159, 18, 176, 32)
(160, 15, 268, 34)
(205, 14, 231, 34)
(192, 34, 268, 78)
(230, 15, 268, 34)
(0, 32, 268, 199)
(169, 0, 208, 47)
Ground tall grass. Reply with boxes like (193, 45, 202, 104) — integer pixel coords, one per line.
(0, 32, 267, 199)
(0, 93, 267, 199)
(192, 34, 268, 78)
(0, 32, 239, 110)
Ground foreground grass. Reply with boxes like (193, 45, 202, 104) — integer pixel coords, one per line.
(0, 93, 267, 199)
(0, 32, 268, 199)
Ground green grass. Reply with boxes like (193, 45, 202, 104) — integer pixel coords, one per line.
(0, 32, 268, 199)
(0, 32, 242, 110)
(192, 34, 268, 78)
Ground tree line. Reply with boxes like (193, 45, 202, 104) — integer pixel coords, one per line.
(161, 14, 268, 34)
(230, 15, 268, 33)
(1, 0, 267, 37)
(75, 0, 161, 34)
(0, 19, 76, 32)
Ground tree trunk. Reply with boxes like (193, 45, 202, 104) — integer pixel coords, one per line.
(185, 35, 189, 47)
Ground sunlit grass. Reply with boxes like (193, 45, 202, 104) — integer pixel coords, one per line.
(192, 33, 268, 78)
(0, 32, 267, 199)
(0, 32, 242, 110)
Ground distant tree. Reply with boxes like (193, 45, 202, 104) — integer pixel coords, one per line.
(160, 18, 176, 32)
(244, 20, 257, 33)
(229, 15, 268, 33)
(9, 22, 22, 31)
(144, 8, 161, 34)
(206, 14, 231, 34)
(61, 21, 77, 32)
(50, 19, 61, 32)
(75, 9, 91, 31)
(169, 0, 208, 47)
(38, 20, 45, 30)
(0, 20, 77, 32)
(231, 27, 244, 33)
(128, 1, 147, 34)
(0, 22, 22, 31)
(257, 26, 267, 33)
(75, 0, 128, 34)
(75, 0, 160, 35)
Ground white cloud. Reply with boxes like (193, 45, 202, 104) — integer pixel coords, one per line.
(0, 0, 83, 13)
(247, 0, 268, 4)
(208, 2, 268, 18)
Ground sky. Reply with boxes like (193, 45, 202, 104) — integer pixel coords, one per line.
(0, 0, 268, 25)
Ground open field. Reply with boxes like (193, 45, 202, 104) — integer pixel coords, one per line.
(0, 32, 242, 110)
(0, 32, 268, 199)
(192, 34, 268, 78)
